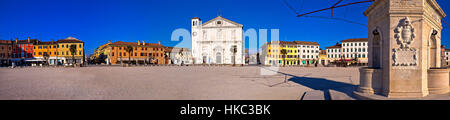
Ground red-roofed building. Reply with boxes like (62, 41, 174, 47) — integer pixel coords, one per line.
(107, 40, 166, 64)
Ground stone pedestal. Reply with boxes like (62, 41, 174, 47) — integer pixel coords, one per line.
(428, 68, 450, 94)
(358, 68, 375, 94)
(357, 0, 447, 98)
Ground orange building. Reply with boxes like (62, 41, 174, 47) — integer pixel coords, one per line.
(108, 40, 166, 64)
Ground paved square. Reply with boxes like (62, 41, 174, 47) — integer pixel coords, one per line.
(0, 66, 360, 100)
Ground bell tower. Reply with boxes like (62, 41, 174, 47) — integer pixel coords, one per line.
(191, 17, 202, 64)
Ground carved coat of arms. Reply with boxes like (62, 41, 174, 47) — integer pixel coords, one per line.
(394, 17, 415, 49)
(392, 17, 417, 67)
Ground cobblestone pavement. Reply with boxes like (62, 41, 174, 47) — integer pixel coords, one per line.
(0, 66, 360, 100)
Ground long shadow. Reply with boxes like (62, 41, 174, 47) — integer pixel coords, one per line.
(259, 66, 358, 100)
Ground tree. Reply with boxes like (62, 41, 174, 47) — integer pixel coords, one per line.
(126, 45, 133, 65)
(69, 44, 77, 65)
(230, 45, 237, 66)
(280, 49, 287, 67)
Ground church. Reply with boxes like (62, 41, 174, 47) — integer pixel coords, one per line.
(191, 16, 244, 64)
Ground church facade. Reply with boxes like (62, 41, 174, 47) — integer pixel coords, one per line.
(191, 16, 244, 64)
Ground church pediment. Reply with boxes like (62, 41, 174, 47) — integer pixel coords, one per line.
(202, 16, 243, 28)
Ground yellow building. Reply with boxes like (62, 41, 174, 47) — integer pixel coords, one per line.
(32, 37, 84, 65)
(56, 37, 84, 65)
(92, 40, 112, 64)
(318, 50, 328, 66)
(262, 40, 320, 66)
(33, 41, 58, 64)
(263, 40, 300, 66)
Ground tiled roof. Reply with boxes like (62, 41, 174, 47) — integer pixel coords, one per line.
(109, 41, 164, 48)
(268, 40, 319, 45)
(0, 40, 12, 45)
(326, 44, 342, 49)
(15, 39, 39, 44)
(293, 41, 320, 45)
(57, 37, 83, 43)
(165, 47, 190, 52)
(341, 38, 368, 42)
(35, 41, 56, 45)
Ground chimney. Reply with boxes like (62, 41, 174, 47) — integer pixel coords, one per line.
(28, 37, 30, 42)
(138, 40, 141, 45)
(108, 40, 112, 44)
(143, 40, 145, 45)
(15, 38, 18, 43)
(158, 41, 161, 45)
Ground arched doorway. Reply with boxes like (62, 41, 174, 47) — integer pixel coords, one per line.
(428, 29, 439, 68)
(371, 29, 382, 68)
(216, 52, 222, 64)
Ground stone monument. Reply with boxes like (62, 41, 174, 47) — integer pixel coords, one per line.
(357, 0, 448, 98)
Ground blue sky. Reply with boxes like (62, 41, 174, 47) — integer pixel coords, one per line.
(0, 0, 449, 55)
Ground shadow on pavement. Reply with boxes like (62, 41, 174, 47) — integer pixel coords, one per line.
(259, 66, 358, 100)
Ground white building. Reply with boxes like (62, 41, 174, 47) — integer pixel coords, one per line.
(191, 16, 244, 64)
(444, 49, 450, 66)
(340, 38, 368, 64)
(326, 43, 342, 63)
(295, 41, 320, 65)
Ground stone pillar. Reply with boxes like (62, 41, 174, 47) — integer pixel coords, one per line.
(363, 0, 446, 98)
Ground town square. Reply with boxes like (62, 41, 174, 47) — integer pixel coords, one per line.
(0, 0, 450, 100)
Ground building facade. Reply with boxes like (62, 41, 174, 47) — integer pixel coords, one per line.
(11, 37, 38, 65)
(0, 40, 13, 66)
(340, 38, 368, 65)
(326, 43, 342, 63)
(92, 40, 112, 64)
(296, 41, 320, 65)
(107, 40, 166, 65)
(318, 50, 328, 65)
(262, 40, 320, 66)
(444, 49, 450, 66)
(56, 37, 85, 65)
(165, 47, 193, 65)
(191, 16, 244, 64)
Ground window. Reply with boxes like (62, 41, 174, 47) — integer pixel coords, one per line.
(216, 21, 222, 25)
(112, 52, 114, 56)
(39, 52, 42, 55)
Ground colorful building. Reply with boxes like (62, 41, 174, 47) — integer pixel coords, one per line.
(261, 40, 320, 66)
(11, 37, 39, 65)
(318, 50, 328, 66)
(107, 40, 166, 65)
(92, 40, 112, 64)
(56, 37, 85, 65)
(33, 41, 59, 65)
